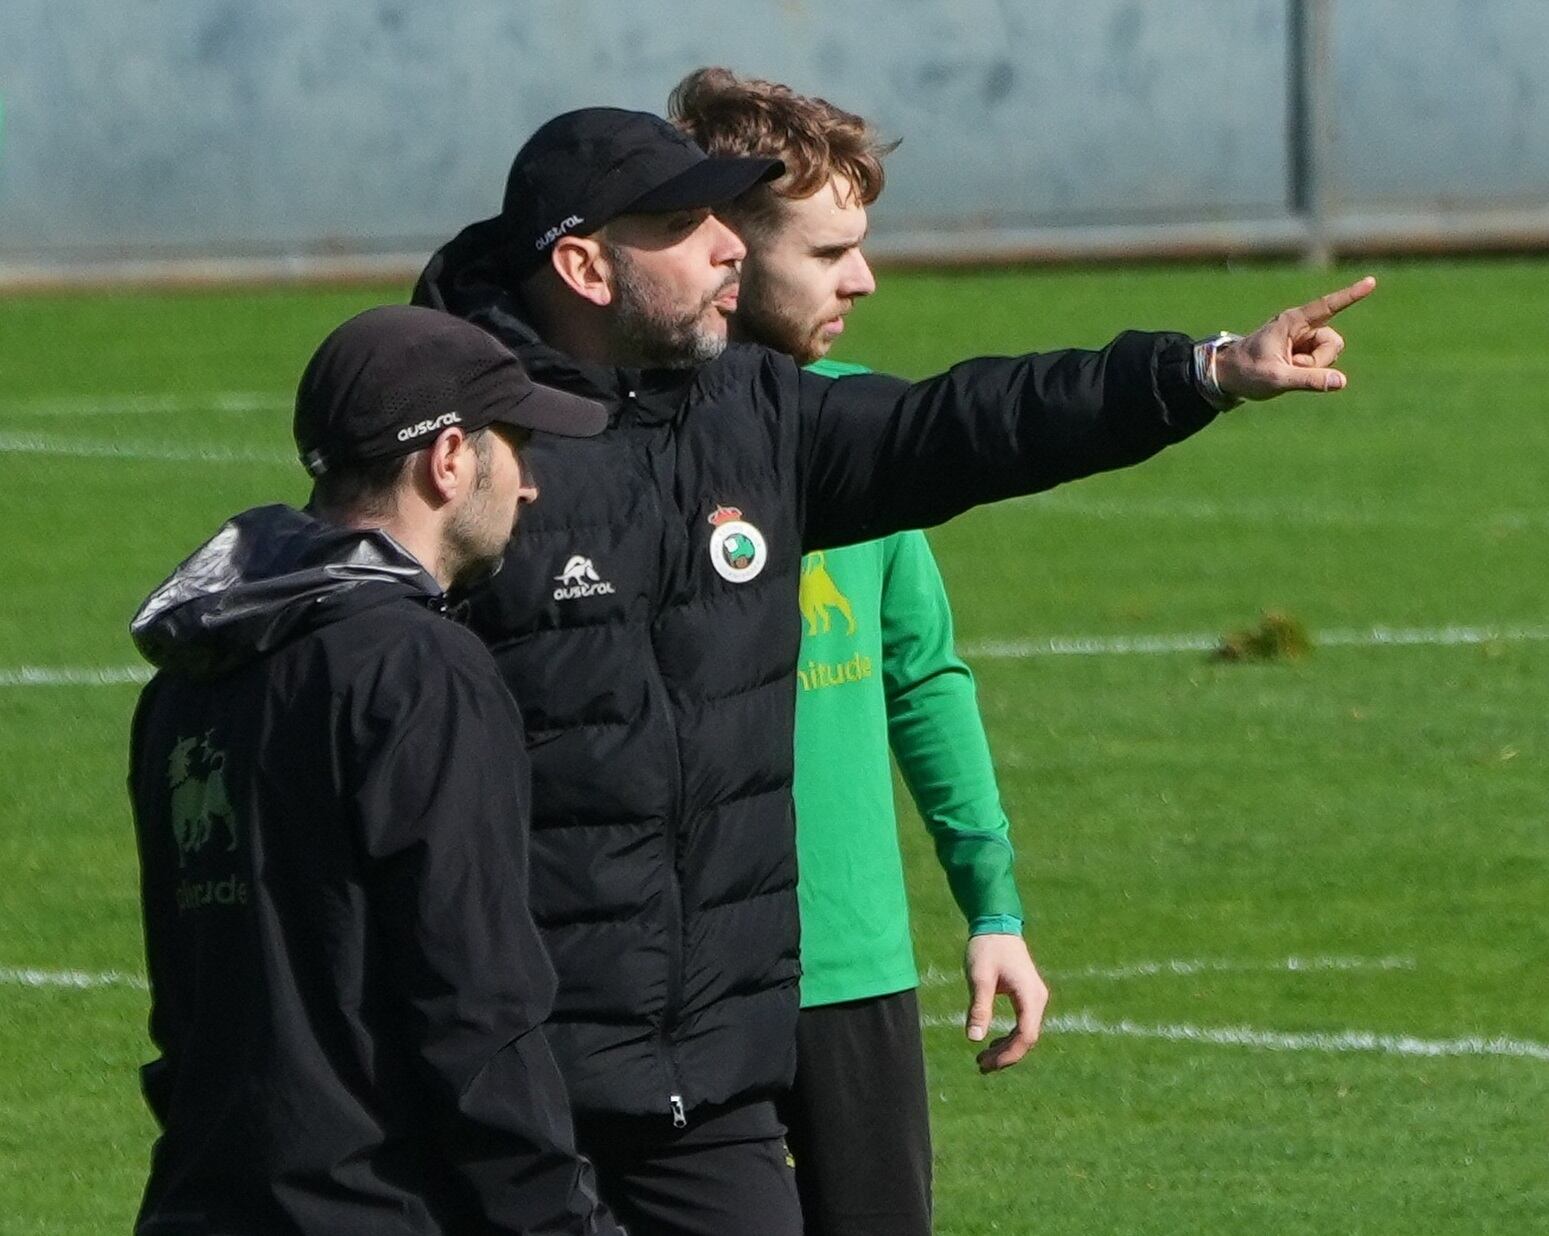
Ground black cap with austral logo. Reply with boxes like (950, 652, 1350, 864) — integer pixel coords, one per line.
(293, 305, 608, 477)
(451, 108, 781, 282)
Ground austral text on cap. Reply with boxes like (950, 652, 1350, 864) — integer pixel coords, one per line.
(397, 412, 464, 443)
(487, 109, 782, 279)
(293, 305, 608, 476)
(536, 215, 584, 252)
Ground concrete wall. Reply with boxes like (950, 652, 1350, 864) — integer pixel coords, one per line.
(0, 1, 1545, 268)
(1332, 1, 1549, 209)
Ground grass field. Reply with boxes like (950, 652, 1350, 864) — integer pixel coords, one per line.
(1, 259, 1545, 1234)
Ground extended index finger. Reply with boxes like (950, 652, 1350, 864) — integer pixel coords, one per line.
(1292, 275, 1377, 326)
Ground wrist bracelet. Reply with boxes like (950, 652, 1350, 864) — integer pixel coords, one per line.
(1193, 331, 1244, 412)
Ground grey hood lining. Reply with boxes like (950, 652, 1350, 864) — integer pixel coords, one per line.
(131, 505, 443, 679)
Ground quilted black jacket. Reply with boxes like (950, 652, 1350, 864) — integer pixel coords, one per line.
(415, 245, 1217, 1122)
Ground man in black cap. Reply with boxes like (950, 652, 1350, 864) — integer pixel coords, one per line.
(417, 108, 779, 373)
(414, 108, 1373, 1236)
(126, 306, 623, 1236)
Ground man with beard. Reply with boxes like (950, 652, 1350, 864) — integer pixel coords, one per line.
(670, 67, 1042, 1236)
(126, 307, 622, 1236)
(414, 106, 1372, 1236)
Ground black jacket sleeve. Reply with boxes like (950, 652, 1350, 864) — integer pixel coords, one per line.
(127, 677, 181, 1130)
(349, 627, 623, 1236)
(795, 330, 1216, 552)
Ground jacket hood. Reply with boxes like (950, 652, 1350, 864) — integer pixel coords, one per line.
(131, 504, 444, 679)
(413, 221, 536, 340)
(414, 223, 592, 385)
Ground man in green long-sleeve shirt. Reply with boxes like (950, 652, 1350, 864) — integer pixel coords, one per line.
(673, 69, 1048, 1236)
(792, 434, 1035, 1014)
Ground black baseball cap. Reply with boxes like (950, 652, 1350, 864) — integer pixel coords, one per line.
(481, 108, 781, 279)
(294, 305, 607, 477)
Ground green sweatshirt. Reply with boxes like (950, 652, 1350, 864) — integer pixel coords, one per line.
(794, 358, 1024, 1008)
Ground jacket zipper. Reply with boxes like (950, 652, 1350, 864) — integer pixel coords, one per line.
(640, 404, 689, 1129)
(653, 653, 688, 1127)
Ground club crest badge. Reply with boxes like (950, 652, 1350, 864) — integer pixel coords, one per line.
(707, 505, 767, 584)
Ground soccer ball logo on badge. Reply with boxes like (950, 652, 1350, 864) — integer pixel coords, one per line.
(707, 506, 767, 584)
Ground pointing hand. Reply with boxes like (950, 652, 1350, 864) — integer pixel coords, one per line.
(1216, 275, 1377, 400)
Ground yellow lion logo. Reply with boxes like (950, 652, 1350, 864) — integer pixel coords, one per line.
(799, 553, 857, 637)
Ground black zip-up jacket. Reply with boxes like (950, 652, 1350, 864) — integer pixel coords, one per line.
(127, 505, 621, 1236)
(414, 241, 1219, 1122)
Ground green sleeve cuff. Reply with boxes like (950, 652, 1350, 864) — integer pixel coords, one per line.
(936, 831, 1024, 926)
(969, 915, 1024, 938)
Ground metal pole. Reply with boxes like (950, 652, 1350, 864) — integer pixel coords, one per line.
(1289, 0, 1335, 267)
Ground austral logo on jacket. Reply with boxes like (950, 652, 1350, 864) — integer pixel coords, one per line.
(707, 506, 767, 584)
(553, 555, 616, 601)
(166, 733, 249, 913)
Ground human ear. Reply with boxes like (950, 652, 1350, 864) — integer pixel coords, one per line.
(425, 427, 471, 503)
(549, 236, 613, 308)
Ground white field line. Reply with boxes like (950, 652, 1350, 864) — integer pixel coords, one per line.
(0, 665, 153, 687)
(1062, 954, 1416, 981)
(10, 955, 1412, 992)
(0, 966, 148, 991)
(917, 954, 1418, 991)
(1028, 492, 1418, 529)
(961, 622, 1549, 659)
(920, 955, 1416, 989)
(7, 622, 1548, 690)
(1024, 491, 1549, 532)
(0, 431, 293, 465)
(3, 393, 1546, 531)
(0, 392, 291, 417)
(17, 965, 1547, 1063)
(920, 1011, 1549, 1063)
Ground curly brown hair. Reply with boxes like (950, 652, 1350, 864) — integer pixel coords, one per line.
(669, 67, 896, 222)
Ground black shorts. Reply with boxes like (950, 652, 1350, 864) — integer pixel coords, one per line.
(777, 988, 932, 1236)
(575, 1097, 802, 1236)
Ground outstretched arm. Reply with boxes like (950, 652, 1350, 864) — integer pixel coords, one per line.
(796, 279, 1377, 552)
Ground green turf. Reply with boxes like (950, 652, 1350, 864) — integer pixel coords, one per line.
(1, 260, 1545, 1233)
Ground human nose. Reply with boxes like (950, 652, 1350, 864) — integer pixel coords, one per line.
(841, 250, 876, 299)
(515, 455, 540, 505)
(706, 214, 746, 266)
